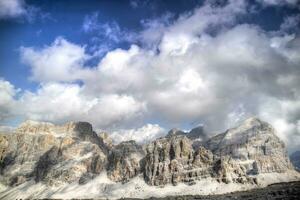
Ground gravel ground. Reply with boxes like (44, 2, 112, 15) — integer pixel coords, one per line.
(122, 181, 300, 200)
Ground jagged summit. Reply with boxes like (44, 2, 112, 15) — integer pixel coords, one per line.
(19, 119, 54, 126)
(188, 125, 208, 141)
(15, 120, 97, 138)
(0, 117, 299, 199)
(166, 128, 185, 137)
(166, 125, 208, 142)
(205, 117, 292, 175)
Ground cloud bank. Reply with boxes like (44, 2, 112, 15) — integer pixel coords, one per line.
(0, 0, 26, 19)
(1, 0, 300, 151)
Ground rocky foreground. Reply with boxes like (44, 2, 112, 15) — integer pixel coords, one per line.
(128, 181, 300, 200)
(0, 117, 299, 199)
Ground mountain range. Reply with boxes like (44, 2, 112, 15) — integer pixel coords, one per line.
(0, 117, 299, 199)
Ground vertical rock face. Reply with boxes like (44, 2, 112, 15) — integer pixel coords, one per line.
(205, 118, 293, 175)
(0, 129, 59, 186)
(0, 117, 298, 195)
(144, 135, 213, 186)
(143, 118, 295, 186)
(0, 120, 107, 186)
(290, 151, 300, 171)
(213, 156, 256, 184)
(107, 140, 144, 183)
(97, 132, 114, 149)
(34, 137, 107, 186)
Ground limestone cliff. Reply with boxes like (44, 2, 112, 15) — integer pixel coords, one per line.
(205, 118, 293, 175)
(107, 140, 144, 183)
(0, 120, 107, 186)
(143, 135, 213, 186)
(0, 117, 298, 199)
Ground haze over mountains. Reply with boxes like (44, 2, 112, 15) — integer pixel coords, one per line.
(0, 117, 299, 199)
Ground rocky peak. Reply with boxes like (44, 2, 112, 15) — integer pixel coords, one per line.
(0, 117, 298, 197)
(144, 135, 196, 185)
(166, 128, 185, 137)
(0, 120, 108, 187)
(205, 117, 293, 174)
(206, 117, 275, 151)
(16, 120, 94, 137)
(166, 126, 208, 142)
(16, 120, 55, 134)
(97, 132, 113, 149)
(187, 125, 207, 140)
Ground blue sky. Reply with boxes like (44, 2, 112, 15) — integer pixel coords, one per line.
(0, 0, 300, 151)
(1, 0, 205, 91)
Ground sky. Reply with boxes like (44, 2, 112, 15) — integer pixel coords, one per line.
(0, 0, 300, 152)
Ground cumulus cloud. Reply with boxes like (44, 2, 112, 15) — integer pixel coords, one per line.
(20, 37, 91, 83)
(109, 124, 165, 144)
(0, 0, 26, 19)
(18, 83, 145, 129)
(1, 0, 300, 151)
(0, 79, 19, 122)
(259, 97, 300, 152)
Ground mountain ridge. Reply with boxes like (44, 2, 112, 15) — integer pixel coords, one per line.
(0, 117, 299, 199)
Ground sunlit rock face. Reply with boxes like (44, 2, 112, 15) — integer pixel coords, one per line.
(107, 140, 144, 183)
(0, 117, 297, 193)
(143, 135, 213, 186)
(206, 117, 293, 175)
(97, 132, 114, 149)
(0, 120, 107, 186)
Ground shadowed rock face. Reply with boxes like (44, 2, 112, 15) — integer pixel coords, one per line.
(33, 139, 106, 186)
(0, 117, 297, 190)
(290, 151, 300, 171)
(143, 135, 214, 186)
(107, 140, 144, 183)
(188, 126, 208, 141)
(166, 126, 208, 142)
(0, 120, 107, 186)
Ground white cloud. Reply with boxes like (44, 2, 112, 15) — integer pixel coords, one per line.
(86, 94, 146, 129)
(20, 83, 93, 122)
(176, 68, 205, 93)
(259, 97, 300, 152)
(257, 0, 300, 7)
(0, 79, 19, 122)
(280, 15, 300, 32)
(19, 83, 145, 129)
(0, 125, 15, 132)
(0, 0, 26, 19)
(109, 124, 165, 144)
(20, 37, 91, 83)
(1, 0, 299, 150)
